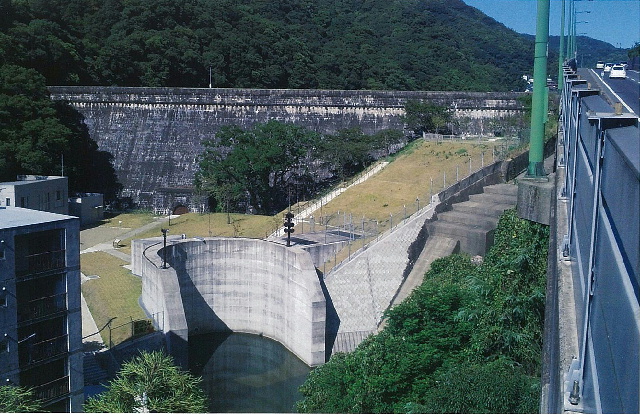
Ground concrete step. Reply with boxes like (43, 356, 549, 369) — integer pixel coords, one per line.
(484, 183, 518, 197)
(468, 191, 517, 206)
(389, 235, 459, 308)
(427, 221, 494, 256)
(436, 210, 498, 230)
(452, 200, 514, 218)
(332, 330, 375, 354)
(83, 352, 109, 385)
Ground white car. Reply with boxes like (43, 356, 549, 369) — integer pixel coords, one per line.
(603, 63, 613, 73)
(609, 64, 627, 79)
(596, 61, 605, 69)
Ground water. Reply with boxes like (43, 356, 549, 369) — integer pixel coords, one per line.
(189, 332, 311, 413)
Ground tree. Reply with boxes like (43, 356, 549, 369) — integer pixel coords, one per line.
(404, 358, 539, 414)
(0, 63, 122, 200)
(0, 385, 45, 413)
(196, 120, 319, 214)
(319, 128, 374, 182)
(83, 350, 207, 413)
(296, 209, 548, 413)
(371, 129, 405, 157)
(402, 100, 452, 137)
(629, 42, 640, 59)
(0, 64, 70, 181)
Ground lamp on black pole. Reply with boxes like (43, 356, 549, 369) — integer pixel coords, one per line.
(161, 228, 169, 269)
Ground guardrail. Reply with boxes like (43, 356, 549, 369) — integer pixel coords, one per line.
(556, 67, 639, 413)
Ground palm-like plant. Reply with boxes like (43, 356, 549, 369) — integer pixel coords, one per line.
(84, 350, 207, 413)
(0, 385, 44, 413)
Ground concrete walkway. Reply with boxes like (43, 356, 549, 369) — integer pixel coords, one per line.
(326, 182, 523, 354)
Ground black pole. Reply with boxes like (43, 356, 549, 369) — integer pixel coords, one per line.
(161, 228, 169, 268)
(284, 211, 294, 247)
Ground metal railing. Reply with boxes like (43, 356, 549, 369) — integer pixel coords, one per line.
(556, 68, 639, 413)
(32, 376, 69, 403)
(16, 250, 66, 276)
(19, 334, 68, 366)
(17, 293, 66, 323)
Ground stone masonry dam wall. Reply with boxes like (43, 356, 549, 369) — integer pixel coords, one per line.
(48, 86, 526, 210)
(133, 237, 326, 367)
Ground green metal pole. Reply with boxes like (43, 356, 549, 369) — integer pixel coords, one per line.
(527, 0, 550, 178)
(570, 0, 576, 59)
(558, 0, 566, 86)
(567, 0, 573, 59)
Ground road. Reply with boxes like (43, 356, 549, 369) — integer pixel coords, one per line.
(581, 68, 640, 116)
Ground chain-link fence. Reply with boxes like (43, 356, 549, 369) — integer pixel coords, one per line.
(266, 135, 530, 274)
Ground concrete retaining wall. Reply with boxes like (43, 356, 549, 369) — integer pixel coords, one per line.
(134, 237, 326, 366)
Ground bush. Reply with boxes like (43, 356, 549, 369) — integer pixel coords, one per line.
(296, 209, 549, 413)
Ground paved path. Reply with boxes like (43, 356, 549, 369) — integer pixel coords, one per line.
(326, 201, 438, 353)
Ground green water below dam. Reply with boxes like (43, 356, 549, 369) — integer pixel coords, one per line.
(189, 332, 311, 413)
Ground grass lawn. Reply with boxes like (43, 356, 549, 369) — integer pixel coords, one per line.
(116, 212, 279, 255)
(309, 140, 497, 230)
(100, 211, 157, 229)
(81, 251, 147, 346)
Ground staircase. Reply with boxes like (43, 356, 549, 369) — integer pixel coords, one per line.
(325, 183, 518, 355)
(427, 183, 518, 256)
(83, 352, 110, 386)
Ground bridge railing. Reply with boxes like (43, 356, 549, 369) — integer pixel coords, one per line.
(557, 69, 639, 413)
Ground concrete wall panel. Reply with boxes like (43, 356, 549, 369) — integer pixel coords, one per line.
(137, 237, 325, 366)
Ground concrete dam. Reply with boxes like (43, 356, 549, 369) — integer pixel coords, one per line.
(48, 86, 526, 210)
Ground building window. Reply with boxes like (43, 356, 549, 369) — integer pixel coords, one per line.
(20, 197, 26, 208)
(5, 198, 9, 206)
(56, 190, 61, 201)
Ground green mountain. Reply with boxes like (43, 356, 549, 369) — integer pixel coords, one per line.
(2, 0, 540, 91)
(547, 35, 630, 68)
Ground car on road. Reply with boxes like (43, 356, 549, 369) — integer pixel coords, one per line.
(609, 64, 627, 79)
(596, 61, 605, 69)
(604, 63, 614, 73)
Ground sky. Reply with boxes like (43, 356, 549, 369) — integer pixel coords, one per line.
(462, 0, 640, 49)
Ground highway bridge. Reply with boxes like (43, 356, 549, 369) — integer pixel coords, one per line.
(541, 65, 639, 413)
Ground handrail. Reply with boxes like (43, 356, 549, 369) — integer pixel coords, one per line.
(82, 316, 117, 340)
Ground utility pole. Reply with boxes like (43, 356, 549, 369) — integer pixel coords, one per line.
(527, 0, 550, 178)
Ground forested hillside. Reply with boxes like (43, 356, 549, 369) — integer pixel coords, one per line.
(1, 0, 540, 91)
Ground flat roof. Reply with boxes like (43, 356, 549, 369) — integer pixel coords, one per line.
(0, 206, 76, 229)
(0, 176, 66, 186)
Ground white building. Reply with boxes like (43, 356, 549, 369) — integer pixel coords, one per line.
(0, 175, 68, 215)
